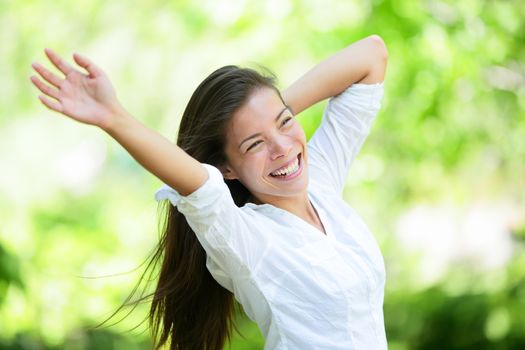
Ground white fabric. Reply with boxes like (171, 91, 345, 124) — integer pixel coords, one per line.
(155, 83, 387, 350)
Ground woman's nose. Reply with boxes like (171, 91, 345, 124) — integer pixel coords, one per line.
(269, 137, 293, 160)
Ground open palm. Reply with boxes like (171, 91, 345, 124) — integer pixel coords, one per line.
(30, 48, 123, 129)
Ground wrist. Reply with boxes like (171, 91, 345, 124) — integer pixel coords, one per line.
(101, 104, 133, 136)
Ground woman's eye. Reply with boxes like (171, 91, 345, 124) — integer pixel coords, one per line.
(247, 140, 263, 151)
(281, 117, 292, 127)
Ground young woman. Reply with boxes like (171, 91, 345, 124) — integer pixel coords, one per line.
(30, 35, 388, 350)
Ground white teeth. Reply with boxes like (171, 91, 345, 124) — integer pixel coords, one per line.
(271, 157, 299, 177)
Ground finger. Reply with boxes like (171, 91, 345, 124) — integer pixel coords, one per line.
(38, 94, 63, 113)
(73, 52, 104, 78)
(31, 62, 62, 87)
(44, 48, 75, 76)
(30, 75, 61, 100)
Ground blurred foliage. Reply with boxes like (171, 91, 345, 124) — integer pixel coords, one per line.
(1, 0, 524, 349)
(0, 244, 24, 305)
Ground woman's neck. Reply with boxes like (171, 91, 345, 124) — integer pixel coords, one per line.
(254, 192, 325, 234)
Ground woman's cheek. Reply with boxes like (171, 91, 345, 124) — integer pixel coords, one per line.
(288, 124, 303, 139)
(243, 152, 265, 176)
(257, 152, 271, 177)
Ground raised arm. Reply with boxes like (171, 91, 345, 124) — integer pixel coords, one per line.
(30, 49, 207, 196)
(282, 35, 388, 115)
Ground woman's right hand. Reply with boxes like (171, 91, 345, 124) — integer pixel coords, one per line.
(30, 48, 124, 130)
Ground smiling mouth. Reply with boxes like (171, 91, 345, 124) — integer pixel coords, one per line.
(269, 153, 302, 178)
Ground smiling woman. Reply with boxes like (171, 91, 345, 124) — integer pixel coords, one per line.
(30, 34, 387, 350)
(220, 86, 309, 204)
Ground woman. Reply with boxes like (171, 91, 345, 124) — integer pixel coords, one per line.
(30, 34, 388, 350)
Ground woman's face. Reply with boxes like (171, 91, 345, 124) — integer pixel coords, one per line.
(221, 87, 309, 203)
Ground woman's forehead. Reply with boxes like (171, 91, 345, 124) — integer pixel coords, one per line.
(225, 88, 288, 143)
(232, 88, 286, 126)
(243, 87, 284, 112)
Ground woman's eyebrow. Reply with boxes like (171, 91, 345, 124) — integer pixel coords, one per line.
(237, 106, 290, 149)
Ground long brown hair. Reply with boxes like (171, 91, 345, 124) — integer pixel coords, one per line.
(120, 66, 283, 349)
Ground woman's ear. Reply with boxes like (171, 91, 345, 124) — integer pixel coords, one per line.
(217, 164, 239, 180)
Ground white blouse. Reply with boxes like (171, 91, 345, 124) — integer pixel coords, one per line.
(155, 83, 387, 350)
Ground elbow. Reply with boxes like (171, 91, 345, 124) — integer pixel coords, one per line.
(368, 34, 388, 63)
(357, 34, 388, 83)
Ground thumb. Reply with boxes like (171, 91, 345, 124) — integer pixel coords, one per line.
(73, 52, 104, 78)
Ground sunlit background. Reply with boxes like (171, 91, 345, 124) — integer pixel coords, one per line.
(1, 0, 524, 349)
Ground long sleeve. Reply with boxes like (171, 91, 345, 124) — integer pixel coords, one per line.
(307, 82, 384, 195)
(154, 164, 256, 290)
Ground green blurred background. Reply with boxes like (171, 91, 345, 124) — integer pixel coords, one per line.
(1, 0, 524, 349)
